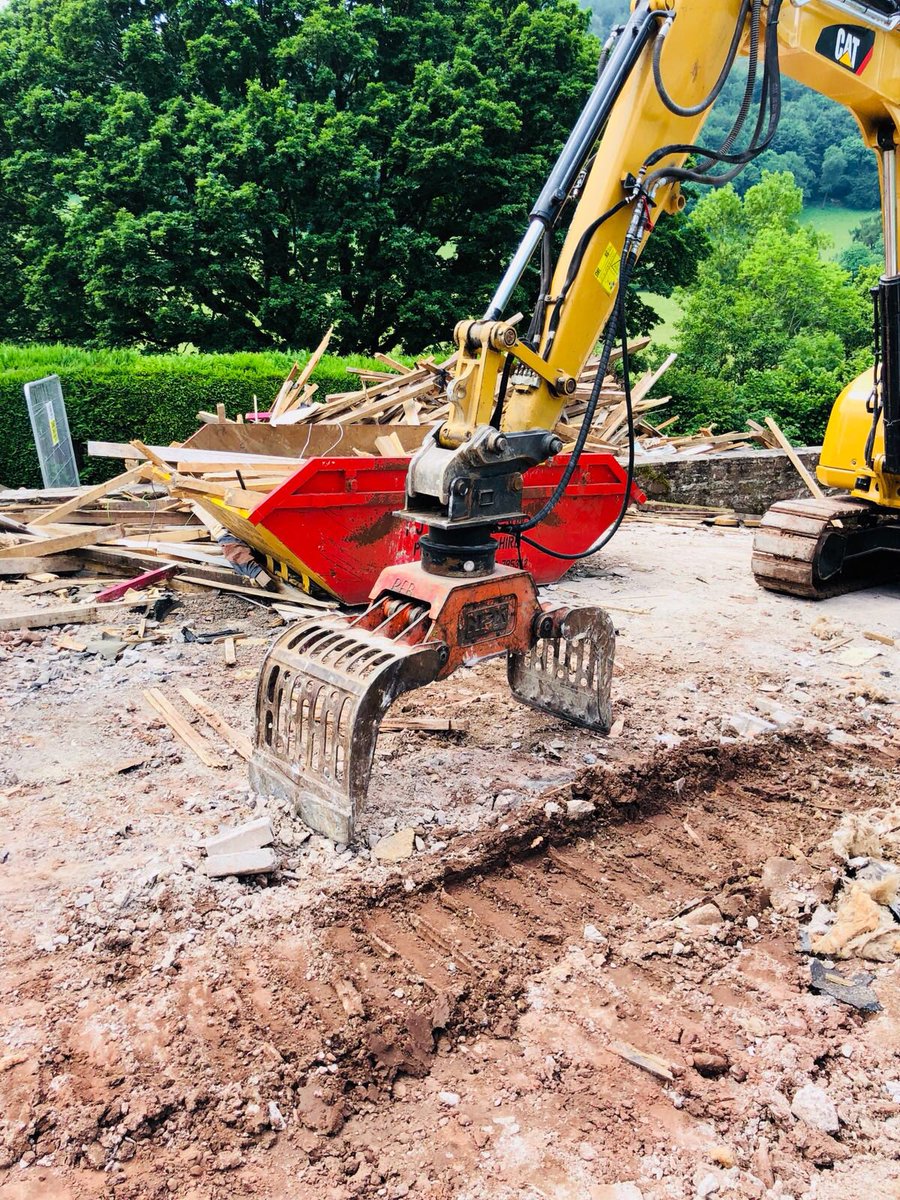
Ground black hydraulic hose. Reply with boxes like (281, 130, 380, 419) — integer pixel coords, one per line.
(864, 285, 883, 469)
(490, 0, 784, 557)
(489, 351, 514, 430)
(517, 293, 636, 561)
(644, 0, 783, 189)
(507, 238, 640, 535)
(652, 0, 749, 118)
(543, 197, 632, 349)
(524, 227, 554, 349)
(695, 0, 762, 168)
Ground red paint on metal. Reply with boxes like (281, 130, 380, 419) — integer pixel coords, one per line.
(250, 453, 644, 605)
(355, 561, 540, 678)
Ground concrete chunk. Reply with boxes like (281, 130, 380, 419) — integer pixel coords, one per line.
(372, 827, 415, 863)
(791, 1084, 840, 1134)
(203, 847, 277, 878)
(203, 817, 273, 856)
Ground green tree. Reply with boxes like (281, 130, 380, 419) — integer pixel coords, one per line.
(0, 0, 602, 353)
(667, 171, 873, 442)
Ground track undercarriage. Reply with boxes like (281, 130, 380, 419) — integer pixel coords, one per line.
(752, 496, 900, 599)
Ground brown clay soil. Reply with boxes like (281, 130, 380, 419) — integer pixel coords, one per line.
(1, 521, 900, 1200)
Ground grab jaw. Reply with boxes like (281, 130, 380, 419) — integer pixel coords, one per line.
(250, 615, 446, 843)
(251, 562, 616, 844)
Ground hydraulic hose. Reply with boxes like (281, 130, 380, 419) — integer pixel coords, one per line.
(652, 0, 750, 118)
(518, 292, 637, 562)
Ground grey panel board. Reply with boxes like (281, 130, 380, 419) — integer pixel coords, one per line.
(24, 375, 79, 489)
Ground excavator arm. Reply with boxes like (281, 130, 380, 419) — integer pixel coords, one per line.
(251, 0, 900, 842)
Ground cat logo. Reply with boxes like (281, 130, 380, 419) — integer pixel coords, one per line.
(815, 23, 876, 75)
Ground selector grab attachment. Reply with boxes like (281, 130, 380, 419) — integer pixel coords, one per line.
(250, 617, 447, 844)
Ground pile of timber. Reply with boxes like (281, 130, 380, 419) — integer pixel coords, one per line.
(0, 464, 334, 624)
(625, 500, 761, 528)
(247, 334, 775, 461)
(0, 335, 794, 613)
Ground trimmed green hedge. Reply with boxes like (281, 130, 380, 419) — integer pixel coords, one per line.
(0, 345, 406, 488)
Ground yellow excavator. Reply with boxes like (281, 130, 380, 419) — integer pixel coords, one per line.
(250, 0, 900, 842)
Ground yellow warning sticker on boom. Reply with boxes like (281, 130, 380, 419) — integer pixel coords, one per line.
(594, 243, 620, 294)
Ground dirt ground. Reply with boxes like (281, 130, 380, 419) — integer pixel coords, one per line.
(1, 520, 900, 1200)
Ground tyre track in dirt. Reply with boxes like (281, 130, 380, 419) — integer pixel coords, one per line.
(5, 731, 900, 1198)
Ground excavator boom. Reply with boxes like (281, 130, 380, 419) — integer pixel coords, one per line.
(253, 0, 900, 841)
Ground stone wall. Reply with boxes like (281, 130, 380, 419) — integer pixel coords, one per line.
(633, 447, 821, 515)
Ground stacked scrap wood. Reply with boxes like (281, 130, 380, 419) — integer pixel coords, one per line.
(276, 351, 457, 429)
(245, 337, 772, 461)
(0, 334, 792, 619)
(0, 466, 334, 625)
(184, 328, 775, 462)
(625, 500, 762, 528)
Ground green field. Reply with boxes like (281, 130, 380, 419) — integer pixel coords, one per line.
(640, 292, 682, 344)
(640, 204, 880, 345)
(801, 204, 878, 258)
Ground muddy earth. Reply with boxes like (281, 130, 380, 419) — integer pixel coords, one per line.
(1, 522, 899, 1199)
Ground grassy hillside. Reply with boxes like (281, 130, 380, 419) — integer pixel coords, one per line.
(640, 293, 683, 345)
(801, 205, 877, 259)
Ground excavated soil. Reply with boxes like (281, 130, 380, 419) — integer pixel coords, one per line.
(2, 523, 900, 1199)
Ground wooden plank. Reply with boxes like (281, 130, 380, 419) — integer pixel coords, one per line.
(88, 441, 298, 467)
(14, 578, 103, 597)
(0, 555, 82, 577)
(269, 384, 319, 425)
(0, 486, 83, 502)
(283, 328, 333, 409)
(268, 361, 300, 418)
(224, 637, 237, 667)
(0, 525, 125, 560)
(763, 417, 825, 500)
(143, 688, 227, 769)
(178, 687, 252, 760)
(374, 352, 409, 373)
(53, 633, 88, 652)
(112, 539, 227, 566)
(130, 439, 173, 473)
(1, 513, 49, 539)
(374, 433, 406, 457)
(0, 601, 129, 632)
(96, 566, 177, 602)
(629, 352, 677, 406)
(28, 466, 147, 527)
(147, 528, 207, 544)
(79, 546, 240, 588)
(221, 487, 271, 510)
(381, 717, 463, 733)
(188, 466, 295, 481)
(176, 573, 334, 608)
(166, 477, 230, 498)
(272, 326, 333, 417)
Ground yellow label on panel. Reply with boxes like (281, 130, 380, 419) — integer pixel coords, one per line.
(48, 417, 59, 446)
(594, 242, 619, 294)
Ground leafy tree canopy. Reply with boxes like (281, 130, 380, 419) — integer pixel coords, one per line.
(0, 0, 603, 353)
(666, 172, 875, 443)
(581, 0, 879, 211)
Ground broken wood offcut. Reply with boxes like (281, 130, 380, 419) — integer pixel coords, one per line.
(142, 688, 228, 769)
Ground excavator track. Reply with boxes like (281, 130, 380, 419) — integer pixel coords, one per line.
(752, 496, 900, 599)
